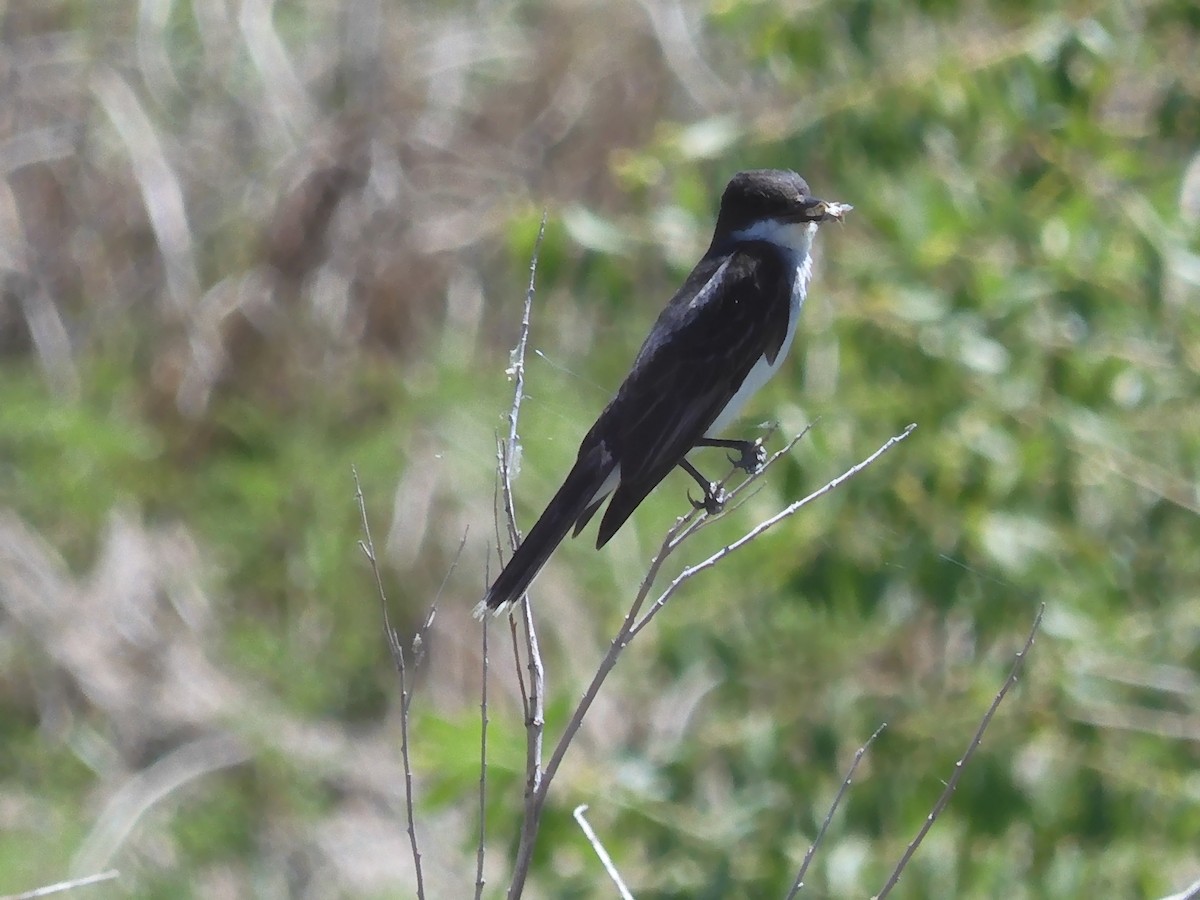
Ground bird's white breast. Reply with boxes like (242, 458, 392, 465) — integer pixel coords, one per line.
(705, 219, 816, 436)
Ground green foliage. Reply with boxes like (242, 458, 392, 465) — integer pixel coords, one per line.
(1, 0, 1197, 897)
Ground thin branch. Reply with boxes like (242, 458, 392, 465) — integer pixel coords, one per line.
(489, 224, 912, 896)
(511, 591, 546, 897)
(506, 213, 546, 468)
(409, 528, 466, 673)
(475, 607, 490, 900)
(874, 603, 1045, 899)
(491, 465, 509, 585)
(493, 214, 549, 900)
(496, 435, 533, 721)
(499, 212, 548, 550)
(498, 422, 523, 551)
(0, 871, 120, 900)
(785, 724, 886, 899)
(508, 601, 532, 722)
(574, 805, 636, 900)
(680, 422, 809, 544)
(353, 465, 425, 900)
(618, 423, 813, 585)
(529, 501, 698, 815)
(631, 423, 916, 637)
(627, 424, 816, 602)
(533, 424, 917, 848)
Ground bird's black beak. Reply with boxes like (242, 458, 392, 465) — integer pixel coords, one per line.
(795, 197, 852, 222)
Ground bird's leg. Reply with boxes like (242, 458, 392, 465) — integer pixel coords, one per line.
(678, 459, 726, 515)
(694, 437, 767, 474)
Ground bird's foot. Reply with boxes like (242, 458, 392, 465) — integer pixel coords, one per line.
(727, 439, 767, 475)
(689, 483, 727, 516)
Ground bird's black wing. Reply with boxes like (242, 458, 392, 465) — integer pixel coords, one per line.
(580, 240, 795, 547)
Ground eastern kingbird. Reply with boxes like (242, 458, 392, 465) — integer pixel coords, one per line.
(477, 169, 850, 617)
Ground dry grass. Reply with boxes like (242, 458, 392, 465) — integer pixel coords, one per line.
(3, 1, 1198, 896)
(0, 1, 739, 893)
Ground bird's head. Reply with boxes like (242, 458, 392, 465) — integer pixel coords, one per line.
(712, 169, 851, 254)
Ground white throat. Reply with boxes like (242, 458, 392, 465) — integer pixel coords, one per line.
(730, 217, 818, 258)
(704, 218, 819, 436)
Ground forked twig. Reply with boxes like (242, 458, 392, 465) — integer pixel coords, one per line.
(490, 213, 916, 900)
(631, 424, 917, 637)
(874, 603, 1045, 899)
(522, 423, 918, 884)
(355, 465, 451, 900)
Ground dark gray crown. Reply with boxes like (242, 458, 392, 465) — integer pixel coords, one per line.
(714, 169, 815, 235)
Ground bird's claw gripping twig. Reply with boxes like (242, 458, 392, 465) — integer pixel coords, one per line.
(689, 483, 727, 516)
(727, 439, 767, 474)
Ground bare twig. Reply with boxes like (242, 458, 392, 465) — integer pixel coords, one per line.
(499, 212, 548, 551)
(785, 724, 886, 899)
(0, 870, 120, 900)
(631, 424, 917, 637)
(677, 422, 803, 543)
(574, 805, 636, 900)
(510, 590, 546, 899)
(507, 599, 532, 722)
(528, 424, 917, 870)
(491, 215, 550, 900)
(475, 604, 490, 900)
(506, 214, 546, 476)
(353, 465, 425, 900)
(492, 214, 912, 898)
(494, 436, 533, 721)
(874, 603, 1045, 899)
(408, 528, 465, 672)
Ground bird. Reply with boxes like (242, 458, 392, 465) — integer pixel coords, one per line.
(476, 169, 850, 617)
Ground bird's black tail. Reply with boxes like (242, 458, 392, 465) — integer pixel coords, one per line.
(474, 444, 616, 618)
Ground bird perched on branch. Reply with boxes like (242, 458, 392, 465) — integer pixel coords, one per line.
(477, 169, 850, 617)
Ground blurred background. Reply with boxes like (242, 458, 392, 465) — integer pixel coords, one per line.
(1, 0, 1198, 897)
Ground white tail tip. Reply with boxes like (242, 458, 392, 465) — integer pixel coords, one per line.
(472, 597, 514, 620)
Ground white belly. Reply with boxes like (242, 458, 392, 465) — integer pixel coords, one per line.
(705, 256, 808, 436)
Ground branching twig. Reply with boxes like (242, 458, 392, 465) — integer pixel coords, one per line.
(525, 424, 917, 877)
(489, 213, 914, 899)
(631, 424, 917, 637)
(874, 603, 1045, 899)
(785, 724, 886, 899)
(574, 805, 635, 900)
(671, 421, 802, 547)
(354, 465, 426, 900)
